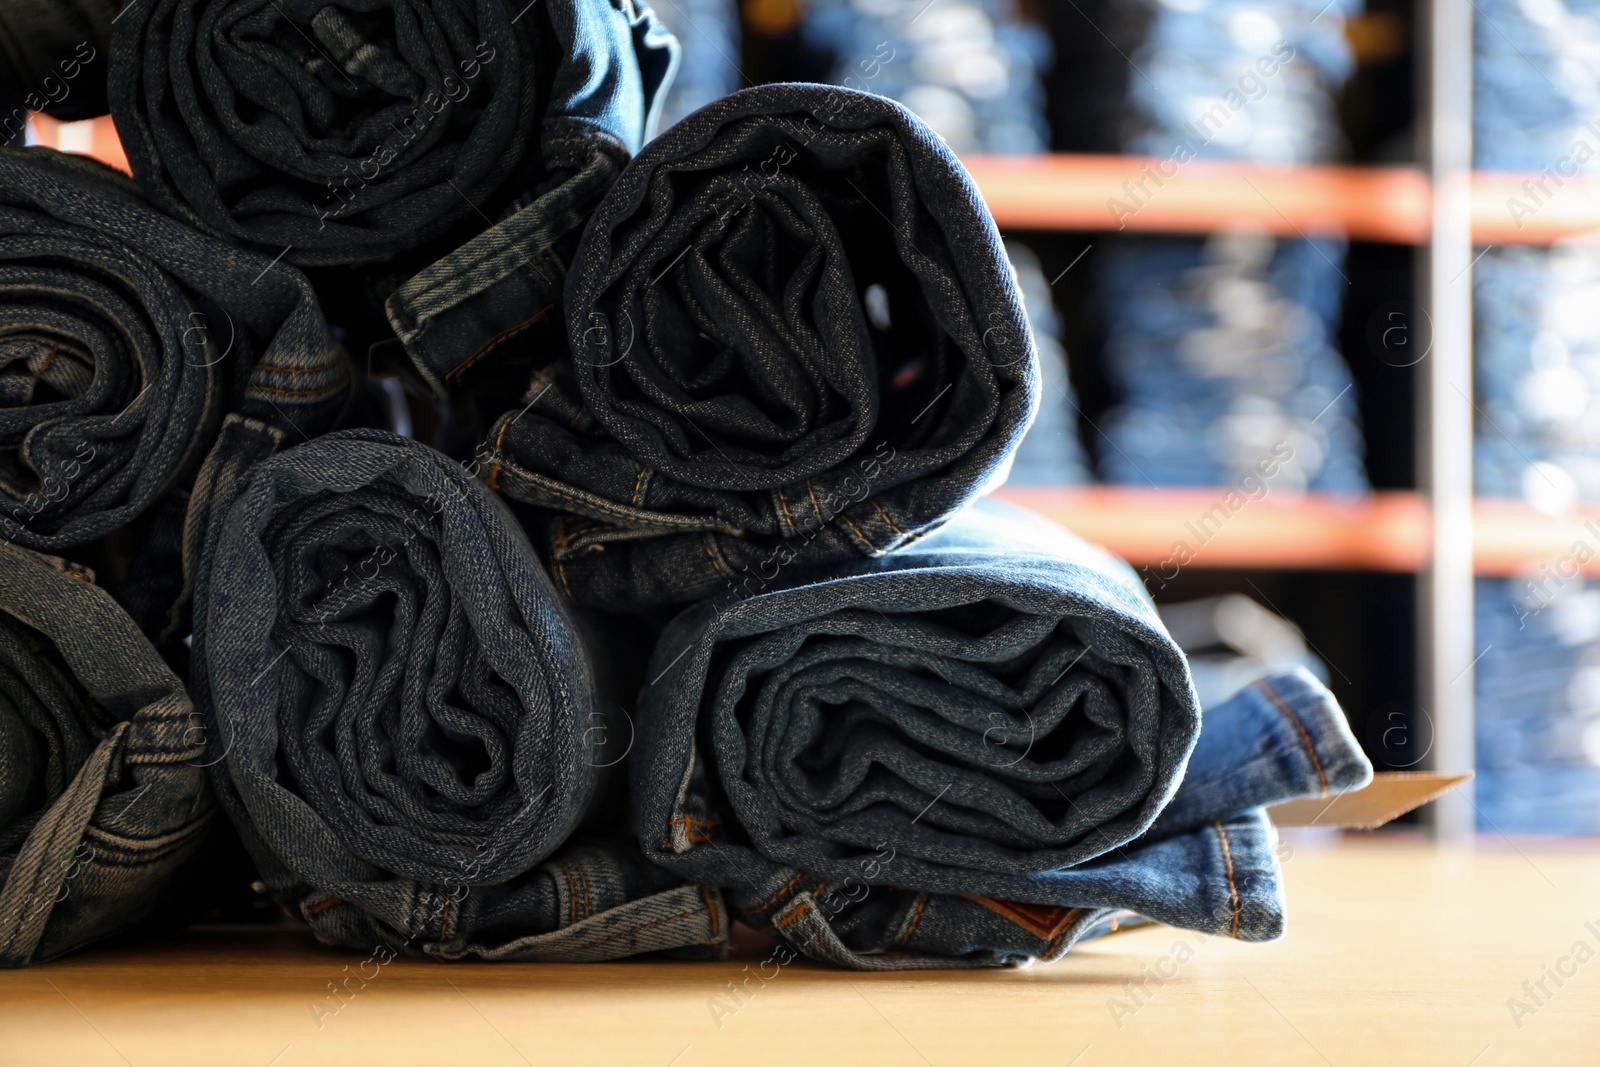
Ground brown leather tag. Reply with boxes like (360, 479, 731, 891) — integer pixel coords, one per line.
(965, 896, 1084, 941)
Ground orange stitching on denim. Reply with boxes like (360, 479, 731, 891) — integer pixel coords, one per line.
(775, 487, 797, 536)
(812, 879, 831, 897)
(837, 513, 877, 554)
(804, 479, 826, 524)
(31, 343, 61, 381)
(897, 893, 931, 947)
(1213, 821, 1241, 939)
(439, 892, 452, 941)
(247, 383, 345, 398)
(704, 883, 723, 934)
(774, 901, 811, 929)
(701, 534, 734, 580)
(631, 467, 649, 507)
(574, 859, 592, 919)
(757, 871, 805, 912)
(869, 500, 904, 540)
(671, 815, 720, 843)
(561, 863, 579, 926)
(1252, 679, 1328, 796)
(450, 305, 552, 381)
(1045, 910, 1086, 955)
(553, 519, 576, 600)
(305, 896, 344, 916)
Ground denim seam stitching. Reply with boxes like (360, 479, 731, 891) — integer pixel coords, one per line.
(896, 892, 931, 946)
(1212, 821, 1241, 938)
(1251, 679, 1328, 796)
(449, 306, 553, 383)
(574, 859, 592, 919)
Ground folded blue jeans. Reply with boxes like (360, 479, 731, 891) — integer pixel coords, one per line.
(633, 502, 1198, 896)
(192, 430, 723, 959)
(483, 83, 1039, 609)
(0, 543, 213, 967)
(741, 667, 1370, 969)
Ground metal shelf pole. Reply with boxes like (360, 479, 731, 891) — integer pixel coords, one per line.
(1419, 0, 1477, 841)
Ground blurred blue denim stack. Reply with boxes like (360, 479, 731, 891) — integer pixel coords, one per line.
(649, 0, 743, 129)
(798, 0, 1091, 484)
(1472, 0, 1600, 835)
(1094, 0, 1368, 492)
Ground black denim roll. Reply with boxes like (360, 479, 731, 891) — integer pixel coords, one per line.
(109, 0, 675, 269)
(482, 83, 1039, 610)
(0, 146, 349, 566)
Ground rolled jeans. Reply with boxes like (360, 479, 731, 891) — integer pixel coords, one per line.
(739, 666, 1370, 968)
(193, 431, 723, 959)
(634, 501, 1199, 889)
(0, 543, 213, 967)
(0, 146, 351, 636)
(482, 83, 1039, 610)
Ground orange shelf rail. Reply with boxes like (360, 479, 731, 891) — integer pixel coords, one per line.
(964, 153, 1600, 246)
(24, 122, 1600, 246)
(992, 486, 1600, 578)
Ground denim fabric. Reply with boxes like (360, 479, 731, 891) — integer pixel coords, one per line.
(722, 667, 1367, 969)
(110, 0, 678, 269)
(0, 0, 115, 134)
(633, 501, 1201, 907)
(296, 835, 729, 963)
(0, 543, 213, 967)
(192, 431, 721, 959)
(0, 147, 349, 574)
(483, 83, 1039, 610)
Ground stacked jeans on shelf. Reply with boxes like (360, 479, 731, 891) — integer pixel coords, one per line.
(0, 2, 1382, 970)
(1472, 0, 1600, 834)
(796, 0, 1092, 485)
(1091, 0, 1367, 492)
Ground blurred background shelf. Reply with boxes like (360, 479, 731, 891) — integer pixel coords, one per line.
(30, 119, 1600, 247)
(992, 487, 1600, 576)
(965, 154, 1600, 244)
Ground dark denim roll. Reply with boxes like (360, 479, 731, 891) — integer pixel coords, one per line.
(739, 667, 1370, 969)
(633, 501, 1199, 903)
(0, 147, 349, 562)
(483, 83, 1039, 609)
(0, 543, 213, 967)
(190, 431, 723, 958)
(110, 0, 677, 269)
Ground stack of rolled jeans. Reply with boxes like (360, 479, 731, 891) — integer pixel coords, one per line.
(796, 0, 1093, 485)
(0, 2, 1376, 970)
(1091, 0, 1368, 492)
(1471, 0, 1600, 834)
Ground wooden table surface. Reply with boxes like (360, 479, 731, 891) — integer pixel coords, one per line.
(3, 835, 1596, 1066)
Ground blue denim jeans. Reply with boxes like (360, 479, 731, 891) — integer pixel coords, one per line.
(111, 0, 677, 271)
(0, 146, 351, 637)
(631, 501, 1370, 966)
(482, 83, 1039, 610)
(0, 543, 213, 967)
(191, 430, 723, 959)
(743, 667, 1369, 968)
